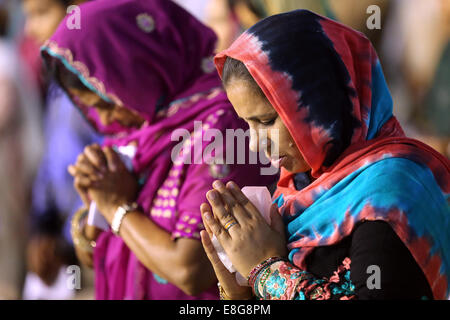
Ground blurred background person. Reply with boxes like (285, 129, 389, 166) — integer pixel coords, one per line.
(173, 0, 210, 22)
(0, 0, 42, 299)
(327, 0, 391, 51)
(204, 0, 390, 53)
(204, 0, 239, 52)
(381, 0, 450, 158)
(20, 0, 100, 299)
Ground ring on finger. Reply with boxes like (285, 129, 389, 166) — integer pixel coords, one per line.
(224, 217, 238, 231)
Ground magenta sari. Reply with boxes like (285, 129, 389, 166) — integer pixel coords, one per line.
(41, 0, 275, 299)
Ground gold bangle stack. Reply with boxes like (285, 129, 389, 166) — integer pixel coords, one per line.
(217, 282, 232, 300)
(71, 207, 97, 253)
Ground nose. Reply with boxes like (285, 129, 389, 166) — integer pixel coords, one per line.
(249, 127, 272, 154)
(249, 127, 259, 153)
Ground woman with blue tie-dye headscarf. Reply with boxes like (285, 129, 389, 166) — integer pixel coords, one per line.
(200, 10, 450, 300)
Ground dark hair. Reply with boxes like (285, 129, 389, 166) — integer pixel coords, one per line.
(44, 57, 115, 110)
(222, 56, 265, 99)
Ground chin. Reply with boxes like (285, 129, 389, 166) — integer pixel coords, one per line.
(282, 161, 296, 173)
(285, 161, 310, 174)
(285, 167, 309, 174)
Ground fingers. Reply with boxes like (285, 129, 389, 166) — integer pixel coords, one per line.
(200, 230, 228, 273)
(103, 147, 124, 172)
(200, 203, 214, 238)
(226, 181, 260, 220)
(206, 189, 241, 236)
(70, 155, 103, 181)
(74, 173, 96, 189)
(212, 180, 250, 225)
(73, 172, 94, 207)
(84, 144, 107, 173)
(201, 230, 254, 300)
(201, 200, 230, 242)
(200, 230, 237, 294)
(68, 165, 76, 176)
(206, 190, 230, 222)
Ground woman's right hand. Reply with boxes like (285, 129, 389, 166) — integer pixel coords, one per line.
(200, 203, 253, 300)
(68, 144, 108, 208)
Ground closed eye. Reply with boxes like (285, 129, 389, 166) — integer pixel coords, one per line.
(260, 116, 277, 126)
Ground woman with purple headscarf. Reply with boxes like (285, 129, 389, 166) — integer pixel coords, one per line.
(41, 0, 275, 299)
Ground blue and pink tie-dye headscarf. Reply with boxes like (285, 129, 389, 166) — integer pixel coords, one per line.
(215, 10, 450, 299)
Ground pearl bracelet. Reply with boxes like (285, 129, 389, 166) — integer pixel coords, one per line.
(111, 202, 139, 235)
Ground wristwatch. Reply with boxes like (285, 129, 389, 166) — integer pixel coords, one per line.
(111, 202, 139, 236)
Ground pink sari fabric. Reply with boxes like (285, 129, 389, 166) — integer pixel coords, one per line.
(41, 0, 276, 299)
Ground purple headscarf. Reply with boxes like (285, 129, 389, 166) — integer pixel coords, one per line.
(41, 0, 275, 299)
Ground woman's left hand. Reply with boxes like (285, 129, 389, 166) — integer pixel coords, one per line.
(70, 145, 139, 224)
(201, 180, 288, 278)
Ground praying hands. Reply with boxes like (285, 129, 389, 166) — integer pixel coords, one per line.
(200, 180, 287, 299)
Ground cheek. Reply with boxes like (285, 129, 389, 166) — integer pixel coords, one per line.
(267, 123, 291, 154)
(289, 143, 310, 172)
(292, 157, 310, 173)
(112, 109, 143, 127)
(272, 123, 310, 172)
(111, 110, 128, 125)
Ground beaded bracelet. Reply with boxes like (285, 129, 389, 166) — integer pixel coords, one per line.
(253, 265, 272, 298)
(247, 257, 284, 288)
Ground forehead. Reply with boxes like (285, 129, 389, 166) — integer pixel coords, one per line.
(225, 79, 274, 118)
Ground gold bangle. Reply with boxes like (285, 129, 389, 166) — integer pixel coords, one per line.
(71, 207, 96, 253)
(217, 282, 232, 300)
